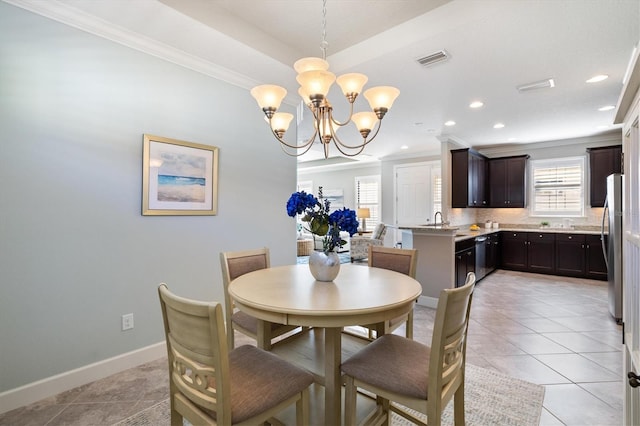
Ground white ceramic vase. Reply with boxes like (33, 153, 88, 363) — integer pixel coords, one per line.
(308, 251, 341, 282)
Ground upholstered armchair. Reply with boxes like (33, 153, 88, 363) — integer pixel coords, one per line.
(350, 223, 387, 262)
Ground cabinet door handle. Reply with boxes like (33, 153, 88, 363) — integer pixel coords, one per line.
(582, 244, 585, 249)
(568, 236, 572, 239)
(539, 234, 543, 238)
(586, 244, 590, 248)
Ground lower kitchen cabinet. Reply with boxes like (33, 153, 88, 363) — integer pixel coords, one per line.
(501, 231, 556, 273)
(486, 233, 500, 272)
(555, 234, 585, 277)
(455, 238, 475, 287)
(527, 232, 556, 274)
(501, 231, 608, 281)
(585, 234, 608, 280)
(554, 233, 607, 280)
(500, 232, 528, 271)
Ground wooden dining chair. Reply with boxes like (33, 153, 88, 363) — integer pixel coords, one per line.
(364, 245, 418, 339)
(220, 248, 300, 349)
(158, 283, 313, 426)
(341, 272, 476, 426)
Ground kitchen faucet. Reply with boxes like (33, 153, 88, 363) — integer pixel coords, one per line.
(433, 212, 444, 225)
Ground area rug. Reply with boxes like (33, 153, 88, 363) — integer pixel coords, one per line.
(113, 364, 544, 425)
(296, 251, 352, 265)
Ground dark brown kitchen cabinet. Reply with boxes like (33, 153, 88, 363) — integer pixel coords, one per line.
(527, 233, 556, 274)
(485, 233, 499, 273)
(500, 232, 528, 271)
(500, 231, 555, 273)
(585, 234, 607, 280)
(451, 148, 488, 208)
(534, 232, 608, 280)
(455, 238, 476, 287)
(588, 145, 622, 207)
(488, 155, 528, 208)
(555, 234, 586, 277)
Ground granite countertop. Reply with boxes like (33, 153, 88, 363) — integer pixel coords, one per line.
(453, 224, 603, 242)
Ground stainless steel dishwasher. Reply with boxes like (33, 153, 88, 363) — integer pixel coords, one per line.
(475, 236, 488, 280)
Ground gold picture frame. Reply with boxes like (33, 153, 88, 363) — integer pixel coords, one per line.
(142, 134, 219, 216)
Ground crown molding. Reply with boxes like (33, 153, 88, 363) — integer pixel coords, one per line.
(3, 0, 260, 90)
(477, 131, 622, 158)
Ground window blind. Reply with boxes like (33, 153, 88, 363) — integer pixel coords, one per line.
(530, 157, 584, 216)
(356, 175, 381, 229)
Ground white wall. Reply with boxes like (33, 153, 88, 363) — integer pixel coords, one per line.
(0, 3, 296, 395)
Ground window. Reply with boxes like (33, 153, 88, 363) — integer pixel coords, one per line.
(432, 167, 442, 218)
(297, 180, 313, 194)
(355, 175, 381, 230)
(529, 156, 585, 217)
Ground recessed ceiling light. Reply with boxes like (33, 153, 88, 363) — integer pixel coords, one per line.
(469, 101, 484, 108)
(493, 123, 505, 129)
(400, 145, 409, 150)
(586, 74, 608, 83)
(598, 105, 615, 111)
(444, 120, 456, 126)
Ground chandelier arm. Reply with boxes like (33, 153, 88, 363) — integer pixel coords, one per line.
(279, 137, 317, 157)
(268, 119, 317, 150)
(328, 101, 356, 127)
(331, 138, 367, 157)
(331, 118, 383, 150)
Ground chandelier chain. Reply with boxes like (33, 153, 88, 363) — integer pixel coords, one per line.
(321, 0, 328, 60)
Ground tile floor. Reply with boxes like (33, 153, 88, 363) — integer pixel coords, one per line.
(0, 269, 623, 425)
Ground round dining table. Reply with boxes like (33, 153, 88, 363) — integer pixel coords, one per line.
(228, 263, 422, 425)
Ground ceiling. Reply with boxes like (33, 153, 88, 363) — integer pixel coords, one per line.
(11, 0, 639, 163)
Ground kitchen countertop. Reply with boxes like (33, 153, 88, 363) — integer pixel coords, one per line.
(453, 226, 603, 242)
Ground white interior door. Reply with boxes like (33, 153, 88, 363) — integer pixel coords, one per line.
(394, 162, 440, 244)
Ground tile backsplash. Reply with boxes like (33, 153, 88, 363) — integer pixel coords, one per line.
(448, 207, 604, 230)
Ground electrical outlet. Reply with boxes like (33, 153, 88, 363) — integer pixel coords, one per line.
(122, 313, 134, 331)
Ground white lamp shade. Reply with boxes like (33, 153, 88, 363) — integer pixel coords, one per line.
(364, 86, 400, 110)
(250, 85, 287, 110)
(296, 70, 336, 97)
(352, 111, 378, 131)
(293, 57, 330, 73)
(336, 73, 368, 96)
(270, 112, 294, 132)
(357, 208, 371, 218)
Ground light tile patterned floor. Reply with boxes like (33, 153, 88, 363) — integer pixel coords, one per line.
(0, 269, 622, 425)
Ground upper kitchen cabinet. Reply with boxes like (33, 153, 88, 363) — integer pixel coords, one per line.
(488, 155, 529, 208)
(588, 145, 622, 207)
(451, 148, 488, 208)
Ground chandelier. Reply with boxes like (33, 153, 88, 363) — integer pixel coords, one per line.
(250, 0, 400, 159)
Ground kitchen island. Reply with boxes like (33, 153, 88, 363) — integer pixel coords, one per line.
(397, 225, 459, 307)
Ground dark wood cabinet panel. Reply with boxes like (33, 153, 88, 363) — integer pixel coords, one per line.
(588, 145, 622, 207)
(455, 238, 476, 287)
(500, 231, 607, 281)
(486, 234, 499, 273)
(488, 156, 528, 208)
(527, 233, 556, 274)
(585, 234, 608, 280)
(451, 148, 488, 208)
(500, 232, 528, 271)
(555, 234, 586, 277)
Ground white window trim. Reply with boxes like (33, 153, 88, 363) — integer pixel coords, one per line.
(529, 155, 586, 218)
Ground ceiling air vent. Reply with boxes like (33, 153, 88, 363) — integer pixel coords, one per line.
(416, 50, 449, 67)
(516, 78, 555, 92)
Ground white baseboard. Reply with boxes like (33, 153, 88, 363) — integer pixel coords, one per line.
(0, 341, 166, 415)
(417, 295, 438, 309)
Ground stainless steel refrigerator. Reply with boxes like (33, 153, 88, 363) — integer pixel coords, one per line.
(601, 173, 623, 323)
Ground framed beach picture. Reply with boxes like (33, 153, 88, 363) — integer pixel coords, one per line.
(142, 134, 219, 216)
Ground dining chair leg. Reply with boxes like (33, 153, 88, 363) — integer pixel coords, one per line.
(344, 376, 357, 426)
(454, 380, 465, 426)
(296, 388, 310, 426)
